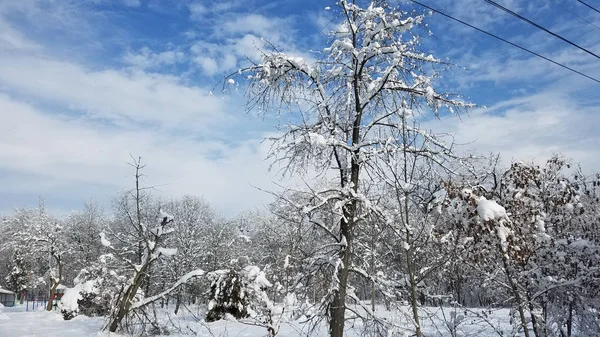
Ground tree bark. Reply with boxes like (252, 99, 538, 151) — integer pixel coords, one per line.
(501, 253, 531, 337)
(109, 264, 148, 332)
(406, 247, 422, 337)
(329, 205, 354, 337)
(329, 131, 360, 337)
(46, 282, 58, 311)
(46, 253, 62, 311)
(566, 301, 573, 337)
(174, 289, 181, 315)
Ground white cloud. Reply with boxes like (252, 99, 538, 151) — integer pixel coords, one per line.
(0, 94, 280, 213)
(428, 91, 600, 171)
(222, 14, 283, 37)
(193, 56, 220, 76)
(123, 47, 186, 69)
(0, 0, 598, 217)
(0, 54, 228, 130)
(188, 1, 244, 20)
(188, 16, 314, 77)
(190, 34, 267, 75)
(438, 0, 524, 30)
(0, 19, 41, 51)
(123, 0, 141, 7)
(188, 3, 207, 20)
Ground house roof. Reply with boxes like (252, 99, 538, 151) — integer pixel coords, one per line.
(0, 288, 15, 295)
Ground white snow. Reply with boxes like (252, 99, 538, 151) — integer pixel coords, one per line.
(157, 247, 178, 256)
(0, 303, 526, 337)
(59, 280, 97, 313)
(59, 287, 82, 312)
(496, 224, 510, 252)
(159, 209, 174, 222)
(227, 78, 235, 84)
(131, 269, 205, 309)
(565, 203, 574, 212)
(99, 232, 111, 247)
(241, 265, 273, 289)
(476, 196, 508, 221)
(254, 271, 272, 289)
(570, 239, 592, 249)
(306, 132, 327, 147)
(0, 288, 15, 294)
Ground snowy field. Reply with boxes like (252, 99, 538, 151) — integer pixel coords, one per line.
(0, 303, 522, 337)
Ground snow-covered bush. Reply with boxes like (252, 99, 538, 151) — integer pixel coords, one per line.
(77, 290, 111, 317)
(58, 276, 102, 320)
(206, 269, 247, 322)
(206, 265, 273, 323)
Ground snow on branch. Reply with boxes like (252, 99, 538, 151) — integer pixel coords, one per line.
(130, 269, 205, 309)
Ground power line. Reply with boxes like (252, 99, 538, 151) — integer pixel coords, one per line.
(483, 0, 600, 60)
(554, 0, 600, 32)
(409, 0, 600, 84)
(576, 0, 600, 15)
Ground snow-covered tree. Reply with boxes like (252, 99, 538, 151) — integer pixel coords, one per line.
(4, 247, 33, 301)
(206, 261, 277, 335)
(157, 195, 231, 314)
(206, 263, 273, 320)
(9, 201, 71, 311)
(441, 156, 598, 337)
(61, 202, 107, 284)
(97, 158, 205, 332)
(228, 1, 472, 336)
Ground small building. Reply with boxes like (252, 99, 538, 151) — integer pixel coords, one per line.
(0, 289, 16, 307)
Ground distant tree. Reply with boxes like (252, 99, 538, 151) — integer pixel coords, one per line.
(5, 247, 33, 301)
(11, 201, 70, 311)
(62, 201, 107, 283)
(158, 195, 229, 314)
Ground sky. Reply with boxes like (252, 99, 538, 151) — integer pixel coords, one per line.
(0, 0, 599, 216)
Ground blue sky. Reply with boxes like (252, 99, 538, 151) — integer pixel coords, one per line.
(0, 0, 599, 215)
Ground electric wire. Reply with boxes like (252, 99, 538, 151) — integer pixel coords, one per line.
(409, 0, 600, 84)
(576, 0, 600, 15)
(483, 0, 600, 60)
(554, 0, 600, 31)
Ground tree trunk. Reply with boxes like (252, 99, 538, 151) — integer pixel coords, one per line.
(109, 266, 147, 332)
(501, 253, 531, 337)
(566, 301, 573, 337)
(526, 289, 546, 337)
(174, 289, 181, 315)
(46, 253, 63, 311)
(406, 247, 422, 337)
(329, 212, 353, 337)
(329, 150, 360, 337)
(46, 282, 58, 311)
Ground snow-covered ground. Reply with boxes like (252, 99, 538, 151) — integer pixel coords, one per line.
(0, 303, 521, 337)
(1, 305, 105, 337)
